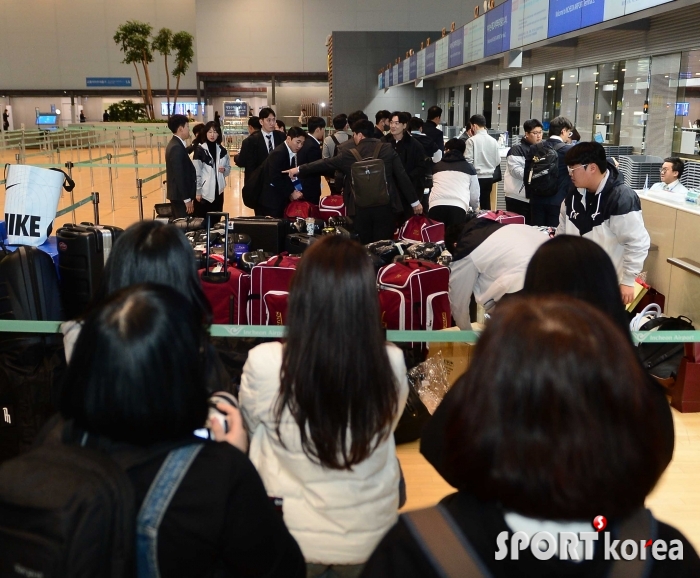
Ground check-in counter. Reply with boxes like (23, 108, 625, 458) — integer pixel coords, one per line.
(638, 190, 700, 324)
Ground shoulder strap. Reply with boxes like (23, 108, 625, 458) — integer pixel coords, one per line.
(553, 141, 568, 151)
(331, 134, 340, 146)
(608, 508, 656, 578)
(350, 147, 363, 163)
(136, 444, 203, 578)
(402, 505, 493, 578)
(372, 142, 383, 159)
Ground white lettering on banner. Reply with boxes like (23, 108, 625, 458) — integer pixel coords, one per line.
(555, 0, 594, 17)
(3, 408, 10, 424)
(487, 16, 509, 32)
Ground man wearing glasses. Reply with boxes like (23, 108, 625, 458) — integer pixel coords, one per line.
(504, 119, 544, 222)
(557, 142, 650, 305)
(649, 157, 688, 195)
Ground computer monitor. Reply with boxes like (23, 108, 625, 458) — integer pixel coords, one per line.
(36, 114, 58, 126)
(594, 133, 605, 143)
(675, 102, 690, 117)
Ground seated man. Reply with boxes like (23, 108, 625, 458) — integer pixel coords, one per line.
(447, 215, 548, 329)
(649, 157, 688, 195)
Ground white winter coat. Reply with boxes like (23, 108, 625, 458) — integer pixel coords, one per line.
(239, 341, 409, 565)
(193, 142, 231, 203)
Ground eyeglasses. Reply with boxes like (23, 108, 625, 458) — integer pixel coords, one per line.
(527, 131, 543, 136)
(389, 121, 403, 126)
(660, 168, 671, 173)
(567, 164, 589, 175)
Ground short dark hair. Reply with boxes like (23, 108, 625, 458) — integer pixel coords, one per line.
(332, 114, 348, 130)
(523, 236, 629, 336)
(276, 119, 286, 133)
(191, 122, 205, 137)
(564, 141, 607, 174)
(168, 114, 188, 133)
(347, 110, 368, 126)
(352, 120, 375, 138)
(286, 126, 307, 139)
(93, 221, 211, 323)
(664, 157, 684, 178)
(375, 110, 391, 124)
(408, 117, 424, 132)
(469, 114, 486, 128)
(441, 296, 673, 520)
(444, 138, 466, 154)
(277, 236, 398, 469)
(202, 121, 222, 144)
(258, 107, 276, 120)
(307, 116, 326, 134)
(390, 111, 411, 125)
(523, 119, 543, 133)
(60, 284, 209, 446)
(427, 106, 442, 120)
(549, 115, 573, 138)
(248, 116, 261, 130)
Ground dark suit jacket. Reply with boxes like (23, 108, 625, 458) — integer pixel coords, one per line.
(259, 143, 296, 218)
(235, 130, 285, 182)
(298, 137, 417, 216)
(383, 132, 430, 214)
(296, 135, 323, 205)
(166, 136, 196, 201)
(424, 120, 445, 152)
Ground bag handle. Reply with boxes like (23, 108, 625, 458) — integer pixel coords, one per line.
(372, 142, 383, 160)
(48, 167, 76, 192)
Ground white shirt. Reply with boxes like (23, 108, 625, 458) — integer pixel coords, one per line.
(284, 142, 297, 167)
(649, 179, 688, 195)
(262, 130, 275, 153)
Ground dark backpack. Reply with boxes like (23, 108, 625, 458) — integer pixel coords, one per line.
(637, 314, 694, 379)
(350, 143, 390, 208)
(524, 141, 567, 198)
(242, 157, 269, 209)
(326, 135, 345, 195)
(0, 419, 202, 578)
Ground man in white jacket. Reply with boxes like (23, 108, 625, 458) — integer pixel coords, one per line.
(447, 216, 549, 329)
(557, 142, 650, 305)
(504, 119, 543, 220)
(464, 114, 501, 210)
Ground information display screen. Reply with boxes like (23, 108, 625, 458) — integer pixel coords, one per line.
(548, 0, 604, 38)
(425, 43, 436, 75)
(435, 37, 449, 72)
(403, 59, 411, 83)
(485, 0, 512, 57)
(398, 61, 404, 84)
(223, 101, 248, 117)
(162, 103, 199, 116)
(417, 50, 426, 78)
(409, 53, 418, 80)
(36, 115, 57, 125)
(448, 27, 465, 68)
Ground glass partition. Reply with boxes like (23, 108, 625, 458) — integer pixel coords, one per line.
(593, 61, 625, 145)
(560, 68, 579, 130)
(674, 49, 700, 157)
(519, 75, 533, 129)
(576, 66, 597, 142)
(483, 82, 494, 127)
(508, 77, 523, 135)
(619, 58, 650, 153)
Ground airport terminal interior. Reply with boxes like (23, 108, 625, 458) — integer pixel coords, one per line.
(2, 0, 700, 572)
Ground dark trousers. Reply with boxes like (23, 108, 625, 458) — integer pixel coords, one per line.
(355, 204, 395, 244)
(530, 202, 560, 227)
(428, 205, 467, 227)
(169, 199, 187, 219)
(478, 178, 493, 211)
(257, 204, 285, 219)
(193, 192, 224, 220)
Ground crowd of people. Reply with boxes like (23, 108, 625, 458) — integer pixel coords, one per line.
(57, 106, 698, 576)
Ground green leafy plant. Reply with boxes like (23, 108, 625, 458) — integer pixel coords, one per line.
(114, 21, 155, 119)
(152, 28, 173, 117)
(106, 100, 148, 122)
(171, 31, 195, 116)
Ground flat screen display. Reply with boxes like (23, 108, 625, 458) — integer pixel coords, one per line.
(36, 115, 57, 125)
(161, 103, 199, 116)
(675, 102, 690, 116)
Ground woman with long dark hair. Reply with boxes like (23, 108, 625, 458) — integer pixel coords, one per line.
(192, 120, 230, 218)
(239, 235, 408, 577)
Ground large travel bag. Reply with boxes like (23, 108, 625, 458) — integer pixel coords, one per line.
(248, 253, 300, 326)
(377, 259, 451, 331)
(477, 210, 526, 225)
(398, 216, 445, 244)
(285, 233, 319, 255)
(56, 223, 123, 319)
(319, 195, 347, 220)
(199, 213, 250, 325)
(230, 217, 287, 254)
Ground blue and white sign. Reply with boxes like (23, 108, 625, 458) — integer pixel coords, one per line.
(403, 59, 411, 84)
(86, 77, 132, 87)
(417, 50, 426, 78)
(548, 0, 604, 38)
(384, 69, 390, 88)
(524, 0, 550, 44)
(392, 64, 398, 86)
(624, 0, 673, 14)
(425, 43, 436, 75)
(409, 53, 418, 80)
(448, 28, 465, 69)
(435, 37, 449, 72)
(398, 61, 404, 84)
(485, 0, 512, 57)
(468, 16, 485, 62)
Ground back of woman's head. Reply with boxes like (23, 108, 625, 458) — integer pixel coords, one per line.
(278, 235, 398, 470)
(523, 235, 628, 335)
(444, 296, 672, 520)
(95, 221, 210, 321)
(60, 284, 209, 445)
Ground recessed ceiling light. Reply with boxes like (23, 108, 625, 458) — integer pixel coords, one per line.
(665, 75, 669, 78)
(570, 75, 575, 78)
(547, 85, 552, 88)
(550, 76, 555, 80)
(614, 80, 618, 83)
(594, 72, 599, 75)
(621, 68, 626, 71)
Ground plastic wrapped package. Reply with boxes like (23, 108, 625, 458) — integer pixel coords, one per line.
(406, 352, 451, 414)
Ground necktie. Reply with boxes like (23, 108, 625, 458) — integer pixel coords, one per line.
(663, 184, 670, 191)
(266, 134, 273, 153)
(291, 155, 297, 168)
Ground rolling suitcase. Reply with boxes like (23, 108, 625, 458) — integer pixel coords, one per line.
(248, 253, 300, 325)
(377, 259, 451, 331)
(285, 233, 319, 255)
(199, 213, 250, 325)
(56, 223, 123, 319)
(319, 195, 346, 220)
(230, 217, 287, 254)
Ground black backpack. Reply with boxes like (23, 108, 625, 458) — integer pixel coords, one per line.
(350, 143, 390, 208)
(242, 157, 269, 210)
(637, 315, 694, 379)
(524, 141, 567, 198)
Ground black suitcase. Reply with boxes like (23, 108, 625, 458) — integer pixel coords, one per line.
(56, 223, 123, 319)
(285, 233, 320, 255)
(230, 217, 287, 254)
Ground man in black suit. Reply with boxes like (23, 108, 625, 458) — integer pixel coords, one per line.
(258, 126, 307, 218)
(373, 110, 391, 139)
(424, 105, 445, 152)
(234, 107, 284, 183)
(287, 120, 423, 243)
(165, 114, 196, 218)
(296, 116, 326, 205)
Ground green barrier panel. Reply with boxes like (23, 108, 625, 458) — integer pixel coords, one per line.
(0, 320, 698, 344)
(55, 194, 95, 218)
(141, 169, 167, 184)
(0, 180, 5, 186)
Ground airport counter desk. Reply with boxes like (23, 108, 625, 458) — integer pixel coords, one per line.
(638, 189, 700, 325)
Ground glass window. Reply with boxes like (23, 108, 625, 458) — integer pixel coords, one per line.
(592, 61, 626, 145)
(673, 50, 700, 157)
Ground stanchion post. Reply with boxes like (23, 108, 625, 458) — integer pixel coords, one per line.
(136, 178, 144, 221)
(88, 143, 94, 190)
(15, 153, 21, 165)
(65, 161, 76, 224)
(92, 192, 100, 225)
(133, 149, 139, 180)
(107, 153, 115, 212)
(149, 132, 154, 163)
(157, 141, 162, 164)
(113, 140, 119, 179)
